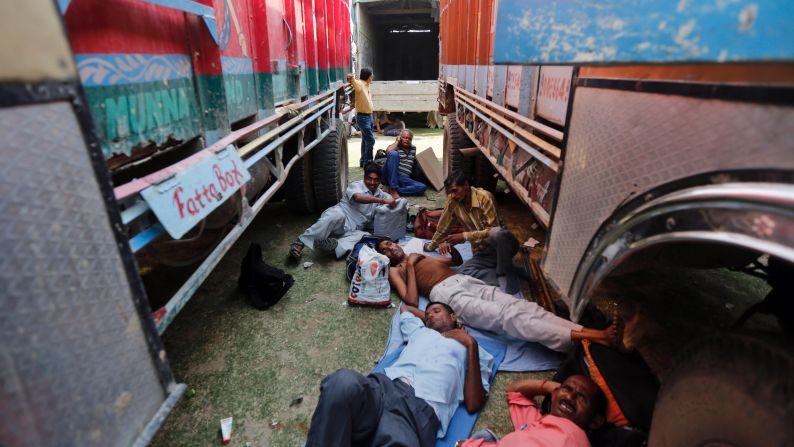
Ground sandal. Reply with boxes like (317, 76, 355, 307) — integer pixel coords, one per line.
(288, 240, 304, 261)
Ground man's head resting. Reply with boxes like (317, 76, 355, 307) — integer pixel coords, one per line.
(550, 374, 607, 430)
(363, 162, 381, 193)
(424, 301, 459, 333)
(375, 239, 405, 266)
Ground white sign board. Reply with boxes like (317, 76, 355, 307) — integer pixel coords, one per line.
(536, 66, 573, 126)
(141, 146, 251, 239)
(506, 65, 523, 108)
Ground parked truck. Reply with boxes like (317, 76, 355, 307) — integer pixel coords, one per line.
(64, 0, 352, 333)
(352, 0, 440, 115)
(1, 0, 351, 444)
(438, 0, 794, 444)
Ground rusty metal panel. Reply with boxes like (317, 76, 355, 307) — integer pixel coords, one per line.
(486, 64, 495, 98)
(543, 87, 794, 303)
(0, 102, 169, 446)
(465, 64, 476, 92)
(492, 64, 507, 106)
(506, 65, 534, 115)
(475, 65, 488, 97)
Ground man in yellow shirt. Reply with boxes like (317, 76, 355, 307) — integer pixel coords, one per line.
(423, 171, 521, 294)
(347, 68, 375, 167)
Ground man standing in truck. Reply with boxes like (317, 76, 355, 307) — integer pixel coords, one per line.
(288, 162, 396, 260)
(346, 68, 375, 167)
(424, 171, 521, 294)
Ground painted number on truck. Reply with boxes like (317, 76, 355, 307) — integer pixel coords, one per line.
(140, 146, 251, 239)
(536, 66, 573, 126)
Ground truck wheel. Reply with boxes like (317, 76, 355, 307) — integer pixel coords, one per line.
(312, 118, 348, 211)
(444, 116, 473, 181)
(648, 332, 794, 447)
(473, 152, 498, 192)
(284, 142, 316, 214)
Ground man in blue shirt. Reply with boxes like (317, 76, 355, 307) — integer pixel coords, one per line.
(306, 300, 494, 447)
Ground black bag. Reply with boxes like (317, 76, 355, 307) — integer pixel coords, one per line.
(345, 235, 390, 281)
(542, 339, 658, 447)
(238, 243, 294, 310)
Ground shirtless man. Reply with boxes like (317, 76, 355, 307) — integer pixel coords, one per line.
(376, 240, 619, 352)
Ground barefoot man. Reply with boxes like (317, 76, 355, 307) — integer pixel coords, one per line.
(377, 240, 620, 352)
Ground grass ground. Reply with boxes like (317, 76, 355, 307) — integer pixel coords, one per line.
(151, 129, 550, 446)
(151, 126, 775, 446)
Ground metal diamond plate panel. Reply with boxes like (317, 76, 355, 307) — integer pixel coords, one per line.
(0, 103, 165, 446)
(544, 88, 794, 302)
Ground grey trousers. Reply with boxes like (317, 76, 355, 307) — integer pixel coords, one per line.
(298, 206, 369, 258)
(306, 369, 439, 447)
(456, 227, 519, 287)
(429, 274, 583, 352)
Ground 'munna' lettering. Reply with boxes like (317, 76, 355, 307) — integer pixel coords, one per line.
(105, 87, 190, 140)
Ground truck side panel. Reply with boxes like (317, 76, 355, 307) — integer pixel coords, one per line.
(64, 0, 350, 166)
(492, 0, 794, 64)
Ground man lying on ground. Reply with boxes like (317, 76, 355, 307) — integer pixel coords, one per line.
(377, 240, 620, 352)
(381, 129, 427, 197)
(458, 375, 606, 447)
(424, 171, 521, 293)
(305, 302, 493, 447)
(288, 162, 399, 260)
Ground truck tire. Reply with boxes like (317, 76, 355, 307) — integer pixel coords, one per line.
(473, 152, 498, 192)
(444, 116, 473, 181)
(648, 332, 794, 447)
(284, 144, 316, 214)
(312, 118, 348, 211)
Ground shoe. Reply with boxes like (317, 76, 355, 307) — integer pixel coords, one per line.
(288, 240, 304, 261)
(314, 237, 338, 253)
(470, 429, 498, 442)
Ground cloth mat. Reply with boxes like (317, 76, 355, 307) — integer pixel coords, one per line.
(372, 320, 506, 447)
(389, 237, 562, 372)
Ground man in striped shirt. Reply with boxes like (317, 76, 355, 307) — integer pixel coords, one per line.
(423, 171, 521, 294)
(381, 129, 427, 197)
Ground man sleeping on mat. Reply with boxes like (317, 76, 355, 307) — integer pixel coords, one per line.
(458, 375, 606, 447)
(305, 302, 493, 447)
(376, 239, 621, 353)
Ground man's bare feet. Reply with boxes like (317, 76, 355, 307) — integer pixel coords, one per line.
(571, 308, 623, 349)
(591, 309, 623, 349)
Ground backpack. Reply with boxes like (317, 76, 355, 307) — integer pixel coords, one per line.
(347, 245, 392, 307)
(413, 207, 465, 239)
(238, 243, 295, 310)
(345, 235, 390, 281)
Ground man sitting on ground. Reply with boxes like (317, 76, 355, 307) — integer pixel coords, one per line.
(377, 240, 620, 353)
(459, 375, 606, 447)
(306, 302, 493, 447)
(381, 129, 427, 197)
(424, 171, 521, 293)
(376, 112, 406, 136)
(288, 162, 397, 260)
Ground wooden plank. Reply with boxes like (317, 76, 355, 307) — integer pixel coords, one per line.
(370, 82, 438, 95)
(415, 148, 444, 190)
(371, 99, 438, 112)
(458, 92, 562, 159)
